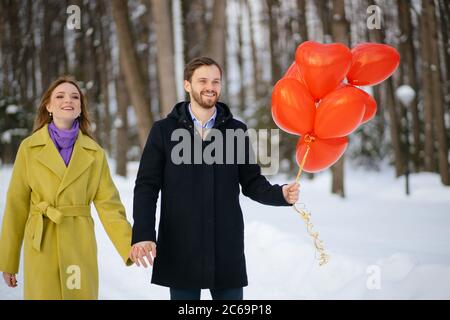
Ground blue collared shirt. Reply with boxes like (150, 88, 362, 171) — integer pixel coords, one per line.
(188, 104, 217, 130)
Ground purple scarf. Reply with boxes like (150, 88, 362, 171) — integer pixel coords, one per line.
(48, 120, 79, 166)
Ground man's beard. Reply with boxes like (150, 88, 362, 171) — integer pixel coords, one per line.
(191, 89, 219, 109)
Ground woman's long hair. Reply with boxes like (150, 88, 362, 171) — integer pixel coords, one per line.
(33, 75, 94, 139)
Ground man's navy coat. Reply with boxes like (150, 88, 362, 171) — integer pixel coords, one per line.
(132, 101, 290, 289)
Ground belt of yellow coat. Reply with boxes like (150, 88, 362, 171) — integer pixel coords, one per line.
(30, 201, 91, 251)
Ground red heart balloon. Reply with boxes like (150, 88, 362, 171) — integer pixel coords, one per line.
(347, 43, 400, 86)
(314, 85, 366, 139)
(334, 83, 378, 125)
(271, 78, 316, 135)
(296, 135, 348, 173)
(358, 89, 377, 124)
(283, 62, 305, 86)
(295, 41, 352, 101)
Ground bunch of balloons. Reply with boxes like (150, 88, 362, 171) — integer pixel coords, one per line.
(272, 41, 400, 172)
(271, 41, 399, 266)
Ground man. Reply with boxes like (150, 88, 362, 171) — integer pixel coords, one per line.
(130, 57, 299, 300)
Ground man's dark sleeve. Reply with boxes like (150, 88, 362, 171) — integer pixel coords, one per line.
(238, 125, 291, 206)
(132, 121, 165, 244)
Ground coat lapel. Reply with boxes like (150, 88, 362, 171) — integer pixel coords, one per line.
(57, 130, 96, 196)
(32, 125, 66, 181)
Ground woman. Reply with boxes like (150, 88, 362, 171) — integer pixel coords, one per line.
(0, 76, 133, 299)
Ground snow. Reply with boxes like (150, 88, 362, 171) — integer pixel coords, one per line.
(396, 85, 416, 106)
(5, 105, 20, 115)
(131, 4, 147, 20)
(0, 160, 450, 300)
(0, 131, 11, 144)
(0, 129, 28, 144)
(113, 117, 123, 129)
(85, 28, 94, 37)
(127, 107, 137, 127)
(86, 81, 94, 90)
(136, 43, 149, 52)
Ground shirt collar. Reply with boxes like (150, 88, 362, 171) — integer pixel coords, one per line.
(188, 103, 217, 129)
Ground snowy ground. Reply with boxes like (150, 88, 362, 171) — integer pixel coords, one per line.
(1, 160, 449, 300)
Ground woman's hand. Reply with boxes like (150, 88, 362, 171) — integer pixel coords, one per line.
(2, 272, 17, 288)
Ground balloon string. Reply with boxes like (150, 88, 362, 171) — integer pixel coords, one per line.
(292, 137, 329, 266)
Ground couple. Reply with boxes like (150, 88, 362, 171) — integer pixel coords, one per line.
(0, 57, 299, 300)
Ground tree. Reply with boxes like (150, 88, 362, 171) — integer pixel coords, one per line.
(296, 0, 308, 41)
(367, 0, 405, 177)
(91, 0, 113, 153)
(150, 0, 178, 116)
(422, 0, 449, 185)
(266, 0, 282, 86)
(205, 0, 227, 68)
(115, 53, 129, 177)
(420, 0, 436, 173)
(112, 0, 152, 148)
(330, 0, 350, 198)
(397, 0, 421, 172)
(181, 0, 207, 63)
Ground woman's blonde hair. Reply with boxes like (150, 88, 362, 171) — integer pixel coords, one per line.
(33, 75, 94, 139)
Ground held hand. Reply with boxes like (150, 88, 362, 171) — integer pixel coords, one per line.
(129, 241, 157, 268)
(282, 182, 300, 204)
(2, 272, 17, 288)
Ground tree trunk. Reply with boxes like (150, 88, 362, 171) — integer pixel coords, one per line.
(0, 0, 8, 97)
(40, 1, 60, 89)
(20, 0, 32, 114)
(397, 0, 421, 172)
(385, 78, 406, 176)
(297, 0, 308, 41)
(96, 0, 112, 153)
(438, 0, 450, 98)
(182, 0, 207, 63)
(73, 0, 85, 82)
(151, 0, 178, 116)
(367, 0, 405, 177)
(317, 0, 332, 42)
(8, 0, 20, 94)
(330, 0, 350, 197)
(138, 0, 152, 106)
(57, 2, 68, 76)
(115, 54, 129, 177)
(246, 0, 263, 102)
(424, 0, 449, 185)
(438, 0, 450, 153)
(112, 0, 152, 148)
(85, 2, 102, 144)
(420, 0, 436, 172)
(205, 0, 227, 68)
(266, 0, 282, 85)
(237, 0, 246, 113)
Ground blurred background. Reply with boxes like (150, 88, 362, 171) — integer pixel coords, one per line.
(1, 0, 450, 300)
(0, 0, 449, 196)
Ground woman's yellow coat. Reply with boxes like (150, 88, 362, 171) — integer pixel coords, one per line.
(0, 125, 133, 299)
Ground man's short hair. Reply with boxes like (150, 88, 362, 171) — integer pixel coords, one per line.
(184, 57, 223, 82)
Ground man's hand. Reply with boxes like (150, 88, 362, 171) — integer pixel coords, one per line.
(282, 182, 300, 204)
(129, 241, 157, 268)
(2, 272, 17, 288)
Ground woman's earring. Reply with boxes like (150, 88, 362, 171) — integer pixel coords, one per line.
(49, 112, 53, 117)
